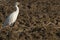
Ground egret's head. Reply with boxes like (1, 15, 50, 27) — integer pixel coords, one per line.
(16, 2, 20, 6)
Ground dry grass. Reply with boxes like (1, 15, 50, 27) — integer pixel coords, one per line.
(0, 0, 60, 40)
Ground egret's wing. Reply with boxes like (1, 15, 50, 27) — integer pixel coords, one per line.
(3, 12, 15, 27)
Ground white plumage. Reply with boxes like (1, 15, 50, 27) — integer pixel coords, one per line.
(3, 2, 19, 27)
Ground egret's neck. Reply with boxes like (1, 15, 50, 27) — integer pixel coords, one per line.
(15, 5, 19, 14)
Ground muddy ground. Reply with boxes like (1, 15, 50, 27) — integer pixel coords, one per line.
(0, 0, 60, 40)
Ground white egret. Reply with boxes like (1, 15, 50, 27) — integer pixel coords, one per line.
(3, 2, 19, 27)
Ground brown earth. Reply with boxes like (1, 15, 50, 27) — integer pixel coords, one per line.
(0, 0, 60, 40)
